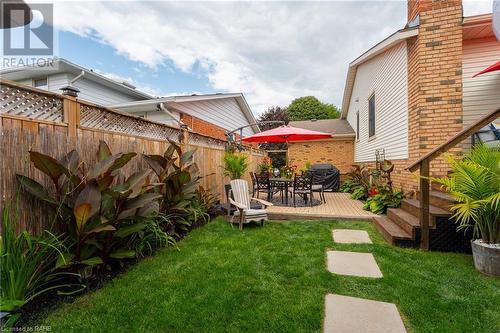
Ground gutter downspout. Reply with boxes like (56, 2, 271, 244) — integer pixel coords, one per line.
(158, 102, 187, 129)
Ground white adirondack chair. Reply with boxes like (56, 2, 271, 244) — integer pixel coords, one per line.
(229, 179, 273, 230)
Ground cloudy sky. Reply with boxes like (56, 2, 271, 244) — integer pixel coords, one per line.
(20, 1, 500, 114)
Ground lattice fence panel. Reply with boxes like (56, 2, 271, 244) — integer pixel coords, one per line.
(0, 83, 63, 122)
(80, 104, 184, 141)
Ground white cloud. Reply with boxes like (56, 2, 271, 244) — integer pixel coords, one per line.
(51, 1, 493, 115)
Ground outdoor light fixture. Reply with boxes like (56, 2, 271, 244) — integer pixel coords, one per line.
(60, 85, 80, 97)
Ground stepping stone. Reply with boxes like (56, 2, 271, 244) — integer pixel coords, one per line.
(326, 251, 382, 278)
(332, 229, 372, 244)
(324, 294, 407, 333)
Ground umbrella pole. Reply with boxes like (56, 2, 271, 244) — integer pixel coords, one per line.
(286, 141, 289, 165)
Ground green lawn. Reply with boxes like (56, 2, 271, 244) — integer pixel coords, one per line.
(42, 218, 499, 332)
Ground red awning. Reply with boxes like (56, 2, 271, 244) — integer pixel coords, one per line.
(472, 60, 500, 77)
(242, 125, 332, 143)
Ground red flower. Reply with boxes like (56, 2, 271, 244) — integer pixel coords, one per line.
(368, 187, 379, 197)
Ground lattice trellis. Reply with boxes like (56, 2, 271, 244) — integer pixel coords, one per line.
(0, 84, 63, 122)
(80, 104, 186, 141)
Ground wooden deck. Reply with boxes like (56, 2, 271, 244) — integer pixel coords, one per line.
(266, 192, 376, 221)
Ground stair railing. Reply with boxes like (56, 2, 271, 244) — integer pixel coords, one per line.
(407, 107, 500, 250)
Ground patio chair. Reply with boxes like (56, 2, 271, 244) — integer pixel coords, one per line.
(289, 173, 314, 207)
(255, 174, 272, 200)
(250, 171, 258, 197)
(310, 170, 326, 203)
(228, 179, 273, 230)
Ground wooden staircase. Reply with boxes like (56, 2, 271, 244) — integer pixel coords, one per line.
(373, 191, 454, 247)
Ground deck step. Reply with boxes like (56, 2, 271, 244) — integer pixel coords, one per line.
(387, 208, 421, 237)
(415, 190, 455, 210)
(373, 216, 412, 245)
(401, 199, 451, 219)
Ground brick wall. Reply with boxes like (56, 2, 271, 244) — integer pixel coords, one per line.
(288, 138, 355, 174)
(406, 0, 464, 184)
(180, 113, 227, 141)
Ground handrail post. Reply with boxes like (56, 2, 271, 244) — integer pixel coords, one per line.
(420, 159, 430, 250)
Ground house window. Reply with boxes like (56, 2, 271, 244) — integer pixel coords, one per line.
(368, 94, 375, 138)
(356, 111, 360, 140)
(34, 78, 48, 89)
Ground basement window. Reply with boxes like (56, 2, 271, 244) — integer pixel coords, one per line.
(368, 94, 375, 138)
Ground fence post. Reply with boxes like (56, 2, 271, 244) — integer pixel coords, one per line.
(62, 96, 80, 137)
(179, 123, 189, 147)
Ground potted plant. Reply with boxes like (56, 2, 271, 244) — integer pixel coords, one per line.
(430, 144, 500, 276)
(223, 152, 248, 200)
(298, 161, 312, 175)
(280, 164, 297, 179)
(257, 156, 273, 176)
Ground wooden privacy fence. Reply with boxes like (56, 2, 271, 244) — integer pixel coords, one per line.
(0, 80, 265, 233)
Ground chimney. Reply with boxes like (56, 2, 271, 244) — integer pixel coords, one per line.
(406, 0, 464, 178)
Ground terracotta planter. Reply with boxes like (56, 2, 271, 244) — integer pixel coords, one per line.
(471, 239, 500, 276)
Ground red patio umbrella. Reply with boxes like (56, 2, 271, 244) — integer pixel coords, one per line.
(472, 60, 500, 77)
(242, 125, 332, 143)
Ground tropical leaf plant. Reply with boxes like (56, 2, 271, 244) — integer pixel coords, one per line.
(428, 144, 500, 244)
(223, 152, 248, 180)
(143, 139, 202, 233)
(16, 141, 162, 269)
(0, 205, 83, 328)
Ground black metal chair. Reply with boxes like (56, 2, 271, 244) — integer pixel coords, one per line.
(250, 172, 258, 197)
(290, 173, 314, 207)
(310, 170, 326, 203)
(255, 174, 272, 200)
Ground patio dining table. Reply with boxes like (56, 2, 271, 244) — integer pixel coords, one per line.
(269, 177, 294, 205)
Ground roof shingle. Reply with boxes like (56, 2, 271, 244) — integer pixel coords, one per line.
(289, 119, 355, 137)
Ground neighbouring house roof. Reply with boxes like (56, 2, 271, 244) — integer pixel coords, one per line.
(110, 93, 260, 133)
(0, 58, 154, 100)
(340, 27, 418, 119)
(289, 119, 355, 138)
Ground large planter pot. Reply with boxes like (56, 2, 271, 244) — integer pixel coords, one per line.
(471, 239, 500, 276)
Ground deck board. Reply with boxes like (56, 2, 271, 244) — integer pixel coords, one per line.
(266, 192, 376, 220)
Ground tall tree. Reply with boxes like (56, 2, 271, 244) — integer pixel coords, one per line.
(257, 106, 289, 168)
(287, 96, 340, 121)
(258, 106, 289, 130)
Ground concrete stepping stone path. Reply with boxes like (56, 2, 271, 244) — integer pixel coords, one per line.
(326, 251, 383, 278)
(332, 229, 372, 244)
(324, 294, 407, 333)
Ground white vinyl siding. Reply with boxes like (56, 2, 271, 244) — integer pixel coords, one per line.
(346, 41, 408, 162)
(169, 98, 256, 135)
(47, 73, 71, 92)
(463, 37, 500, 127)
(70, 76, 141, 105)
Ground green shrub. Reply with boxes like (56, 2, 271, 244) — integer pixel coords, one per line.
(0, 205, 82, 328)
(363, 190, 403, 214)
(223, 152, 248, 180)
(350, 186, 367, 200)
(143, 140, 202, 234)
(429, 144, 500, 244)
(16, 141, 161, 269)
